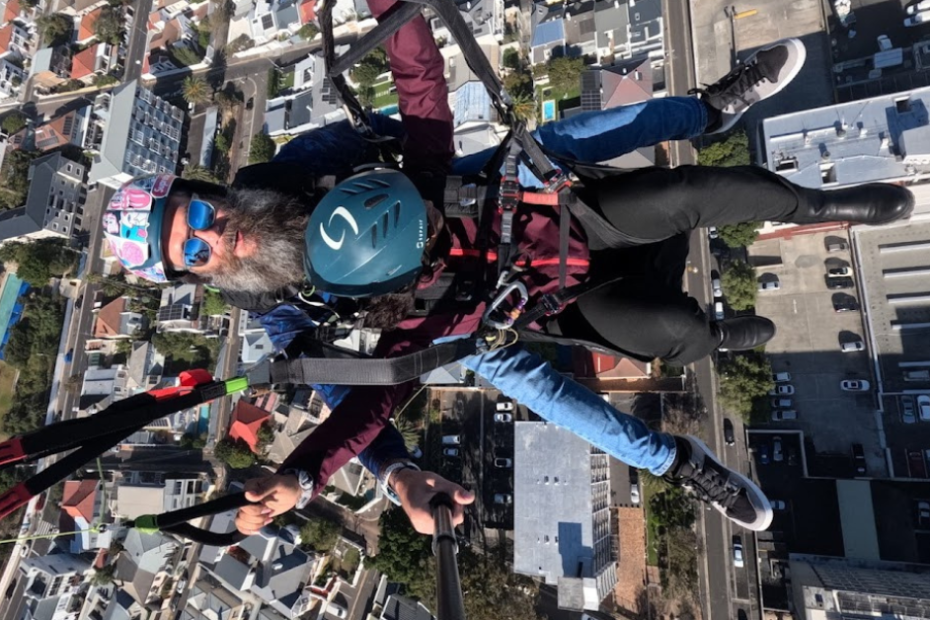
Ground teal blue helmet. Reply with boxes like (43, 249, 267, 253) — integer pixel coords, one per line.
(304, 169, 428, 298)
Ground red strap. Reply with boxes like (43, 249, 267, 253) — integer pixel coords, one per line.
(447, 248, 588, 269)
(0, 482, 33, 521)
(520, 191, 561, 206)
(0, 438, 25, 468)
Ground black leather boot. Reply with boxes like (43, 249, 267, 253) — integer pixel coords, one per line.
(714, 316, 776, 352)
(790, 183, 914, 225)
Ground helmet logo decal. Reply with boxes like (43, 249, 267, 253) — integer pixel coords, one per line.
(320, 206, 359, 251)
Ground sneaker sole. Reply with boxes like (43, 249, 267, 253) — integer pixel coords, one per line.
(713, 38, 808, 135)
(688, 436, 774, 531)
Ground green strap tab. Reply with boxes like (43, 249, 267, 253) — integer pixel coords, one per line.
(133, 514, 159, 534)
(225, 377, 249, 394)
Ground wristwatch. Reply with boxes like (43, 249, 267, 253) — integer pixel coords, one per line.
(379, 460, 420, 506)
(281, 468, 315, 509)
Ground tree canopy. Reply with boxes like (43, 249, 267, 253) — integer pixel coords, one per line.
(94, 6, 123, 44)
(0, 149, 37, 209)
(721, 260, 757, 311)
(350, 47, 389, 87)
(182, 76, 211, 105)
(502, 48, 521, 70)
(718, 221, 760, 248)
(248, 133, 276, 164)
(502, 69, 533, 99)
(214, 437, 256, 468)
(299, 517, 341, 553)
(298, 23, 319, 40)
(718, 353, 774, 421)
(1, 112, 26, 136)
(697, 130, 750, 167)
(546, 56, 584, 96)
(182, 164, 221, 184)
(0, 239, 78, 286)
(36, 13, 73, 46)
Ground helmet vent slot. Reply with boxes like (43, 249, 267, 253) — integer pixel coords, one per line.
(393, 202, 401, 227)
(364, 193, 387, 209)
(371, 225, 378, 248)
(381, 213, 389, 237)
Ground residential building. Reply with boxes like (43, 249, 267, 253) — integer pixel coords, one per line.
(210, 527, 319, 619)
(127, 340, 164, 391)
(239, 314, 273, 365)
(143, 1, 210, 78)
(114, 529, 179, 606)
(420, 362, 466, 385)
(114, 472, 208, 519)
(380, 595, 434, 620)
(0, 54, 22, 95)
(626, 0, 662, 59)
(513, 422, 617, 611)
(92, 297, 144, 340)
(0, 153, 86, 244)
(0, 20, 33, 58)
(562, 1, 596, 59)
(76, 365, 130, 414)
(19, 554, 91, 620)
(581, 57, 652, 111)
(76, 7, 102, 45)
(248, 0, 301, 45)
(70, 42, 113, 81)
(593, 0, 629, 63)
(761, 85, 930, 190)
(530, 18, 564, 65)
(431, 0, 503, 45)
(265, 401, 318, 465)
(60, 480, 112, 554)
(789, 555, 930, 619)
(228, 400, 271, 453)
(264, 89, 316, 136)
(181, 577, 248, 620)
(156, 283, 222, 335)
(572, 350, 650, 380)
(9, 105, 92, 153)
(92, 591, 146, 620)
(87, 81, 184, 189)
(29, 46, 72, 91)
(451, 81, 503, 157)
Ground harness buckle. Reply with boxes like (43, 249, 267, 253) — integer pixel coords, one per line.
(482, 279, 529, 330)
(539, 293, 563, 316)
(544, 170, 571, 193)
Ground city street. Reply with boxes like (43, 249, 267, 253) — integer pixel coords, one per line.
(123, 0, 155, 84)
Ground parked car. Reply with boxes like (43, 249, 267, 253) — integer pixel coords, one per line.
(758, 443, 770, 465)
(712, 278, 723, 298)
(732, 536, 744, 568)
(827, 241, 849, 252)
(771, 409, 797, 421)
(708, 226, 719, 239)
(905, 10, 930, 26)
(494, 457, 512, 468)
(714, 301, 724, 320)
(841, 379, 870, 391)
(773, 436, 784, 462)
(443, 448, 460, 457)
(903, 397, 917, 424)
(827, 266, 852, 277)
(723, 418, 735, 446)
(326, 604, 348, 619)
(772, 372, 792, 383)
(919, 395, 930, 422)
(841, 341, 865, 352)
(768, 384, 795, 396)
(909, 450, 929, 478)
(834, 301, 860, 313)
(908, 0, 930, 14)
(65, 348, 74, 363)
(630, 481, 641, 506)
(494, 413, 513, 423)
(852, 443, 867, 475)
(758, 280, 781, 292)
(771, 398, 792, 408)
(826, 276, 854, 290)
(442, 435, 461, 445)
(496, 401, 514, 412)
(918, 501, 930, 527)
(493, 493, 512, 505)
(771, 499, 787, 511)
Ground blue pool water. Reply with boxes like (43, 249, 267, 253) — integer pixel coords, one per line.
(380, 104, 399, 115)
(198, 404, 210, 434)
(0, 275, 28, 358)
(542, 100, 556, 123)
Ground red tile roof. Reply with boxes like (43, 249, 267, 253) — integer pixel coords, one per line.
(70, 44, 98, 79)
(93, 296, 128, 337)
(3, 0, 21, 24)
(299, 0, 316, 24)
(229, 400, 271, 453)
(79, 7, 102, 41)
(62, 479, 98, 522)
(0, 24, 12, 55)
(572, 350, 650, 379)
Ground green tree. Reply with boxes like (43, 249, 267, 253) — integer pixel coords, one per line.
(546, 56, 584, 95)
(180, 433, 207, 449)
(298, 22, 319, 40)
(171, 44, 205, 67)
(350, 47, 389, 87)
(36, 13, 73, 46)
(182, 76, 211, 105)
(459, 548, 539, 620)
(697, 130, 750, 167)
(502, 48, 521, 70)
(502, 69, 533, 98)
(718, 221, 760, 248)
(721, 260, 757, 311)
(299, 517, 341, 553)
(393, 418, 419, 452)
(718, 353, 774, 421)
(0, 239, 78, 286)
(182, 164, 221, 183)
(93, 6, 123, 44)
(93, 74, 119, 87)
(1, 112, 26, 136)
(366, 507, 434, 602)
(214, 132, 230, 153)
(511, 92, 537, 123)
(214, 437, 256, 468)
(201, 288, 227, 316)
(213, 88, 241, 112)
(92, 564, 116, 586)
(248, 133, 276, 164)
(256, 422, 275, 449)
(228, 34, 254, 53)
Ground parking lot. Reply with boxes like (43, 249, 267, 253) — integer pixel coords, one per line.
(750, 230, 884, 474)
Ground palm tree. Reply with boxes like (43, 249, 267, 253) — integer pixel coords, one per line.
(511, 92, 537, 123)
(182, 164, 220, 183)
(393, 418, 420, 452)
(182, 76, 211, 106)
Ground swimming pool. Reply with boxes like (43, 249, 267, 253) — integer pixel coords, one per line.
(0, 274, 27, 358)
(380, 104, 399, 115)
(542, 100, 556, 123)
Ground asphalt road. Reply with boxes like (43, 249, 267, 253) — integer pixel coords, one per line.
(123, 0, 155, 84)
(664, 0, 698, 168)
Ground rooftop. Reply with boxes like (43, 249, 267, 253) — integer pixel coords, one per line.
(79, 7, 102, 41)
(531, 18, 563, 48)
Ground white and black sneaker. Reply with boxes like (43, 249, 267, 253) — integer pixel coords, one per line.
(666, 435, 773, 531)
(694, 38, 807, 135)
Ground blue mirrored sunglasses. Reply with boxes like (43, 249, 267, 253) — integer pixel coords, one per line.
(181, 196, 217, 269)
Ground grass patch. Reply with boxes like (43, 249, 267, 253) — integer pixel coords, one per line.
(372, 80, 398, 108)
(0, 362, 17, 440)
(643, 481, 660, 566)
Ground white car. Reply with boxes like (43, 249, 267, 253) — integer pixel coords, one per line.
(714, 301, 725, 320)
(772, 372, 791, 383)
(712, 278, 723, 298)
(496, 401, 515, 412)
(919, 395, 930, 422)
(841, 341, 865, 352)
(327, 604, 348, 619)
(494, 457, 512, 468)
(908, 0, 930, 14)
(771, 409, 797, 421)
(443, 448, 460, 457)
(841, 379, 871, 391)
(758, 280, 781, 292)
(902, 398, 917, 424)
(630, 482, 641, 506)
(906, 10, 930, 26)
(442, 435, 461, 445)
(768, 384, 795, 396)
(494, 413, 513, 423)
(773, 436, 784, 462)
(827, 266, 852, 277)
(771, 398, 792, 409)
(494, 493, 512, 505)
(708, 226, 719, 239)
(732, 537, 744, 568)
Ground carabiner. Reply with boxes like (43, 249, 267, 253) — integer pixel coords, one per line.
(482, 280, 529, 330)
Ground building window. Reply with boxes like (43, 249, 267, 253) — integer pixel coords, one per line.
(67, 164, 72, 172)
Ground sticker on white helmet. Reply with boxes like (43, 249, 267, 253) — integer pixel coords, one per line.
(320, 206, 359, 251)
